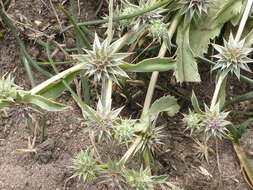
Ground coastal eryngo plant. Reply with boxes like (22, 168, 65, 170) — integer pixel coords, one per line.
(169, 0, 211, 24)
(0, 74, 19, 101)
(99, 161, 127, 189)
(200, 105, 231, 139)
(72, 34, 130, 84)
(184, 104, 231, 140)
(183, 110, 203, 134)
(113, 119, 136, 146)
(212, 33, 253, 79)
(71, 148, 102, 182)
(148, 20, 171, 51)
(0, 74, 67, 120)
(83, 99, 124, 142)
(123, 167, 167, 190)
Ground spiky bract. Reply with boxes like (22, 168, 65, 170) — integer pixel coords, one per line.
(212, 33, 253, 79)
(72, 34, 130, 84)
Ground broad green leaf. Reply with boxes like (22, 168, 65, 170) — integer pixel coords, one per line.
(191, 91, 202, 113)
(148, 95, 180, 119)
(175, 25, 200, 82)
(214, 0, 244, 24)
(121, 57, 176, 72)
(190, 0, 244, 56)
(22, 94, 68, 112)
(37, 71, 79, 99)
(230, 0, 246, 26)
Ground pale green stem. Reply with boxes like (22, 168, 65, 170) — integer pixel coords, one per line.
(141, 14, 181, 117)
(119, 14, 182, 167)
(235, 0, 253, 42)
(29, 63, 84, 95)
(119, 136, 142, 164)
(106, 0, 113, 44)
(210, 71, 226, 110)
(101, 78, 113, 114)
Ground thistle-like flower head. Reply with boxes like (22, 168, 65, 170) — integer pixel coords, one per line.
(71, 148, 101, 182)
(0, 74, 19, 101)
(183, 110, 203, 134)
(99, 161, 127, 190)
(113, 119, 136, 146)
(212, 33, 253, 79)
(169, 0, 211, 24)
(136, 117, 167, 155)
(200, 105, 231, 139)
(72, 34, 130, 84)
(120, 0, 166, 27)
(147, 19, 171, 50)
(123, 167, 167, 190)
(83, 99, 124, 142)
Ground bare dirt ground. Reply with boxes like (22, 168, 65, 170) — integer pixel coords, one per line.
(0, 0, 252, 190)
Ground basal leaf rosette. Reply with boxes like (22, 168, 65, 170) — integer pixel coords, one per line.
(212, 33, 253, 79)
(72, 34, 131, 84)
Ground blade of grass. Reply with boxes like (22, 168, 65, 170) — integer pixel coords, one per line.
(70, 0, 91, 104)
(60, 6, 92, 49)
(0, 9, 52, 78)
(21, 51, 35, 87)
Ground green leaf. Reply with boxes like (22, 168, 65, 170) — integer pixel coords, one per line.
(175, 25, 200, 82)
(190, 0, 243, 57)
(121, 57, 176, 72)
(148, 95, 180, 118)
(22, 94, 68, 112)
(191, 91, 202, 113)
(0, 100, 11, 109)
(36, 71, 79, 99)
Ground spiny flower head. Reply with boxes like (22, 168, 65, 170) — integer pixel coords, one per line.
(200, 105, 231, 139)
(113, 119, 136, 146)
(123, 167, 167, 190)
(99, 161, 127, 190)
(72, 34, 130, 84)
(120, 0, 166, 27)
(136, 117, 167, 155)
(83, 99, 124, 142)
(212, 33, 253, 79)
(169, 0, 211, 24)
(0, 74, 19, 101)
(148, 19, 171, 50)
(183, 110, 203, 134)
(71, 148, 101, 182)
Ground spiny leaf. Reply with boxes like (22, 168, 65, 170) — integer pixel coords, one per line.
(121, 57, 176, 72)
(191, 91, 202, 113)
(22, 94, 68, 112)
(148, 95, 180, 118)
